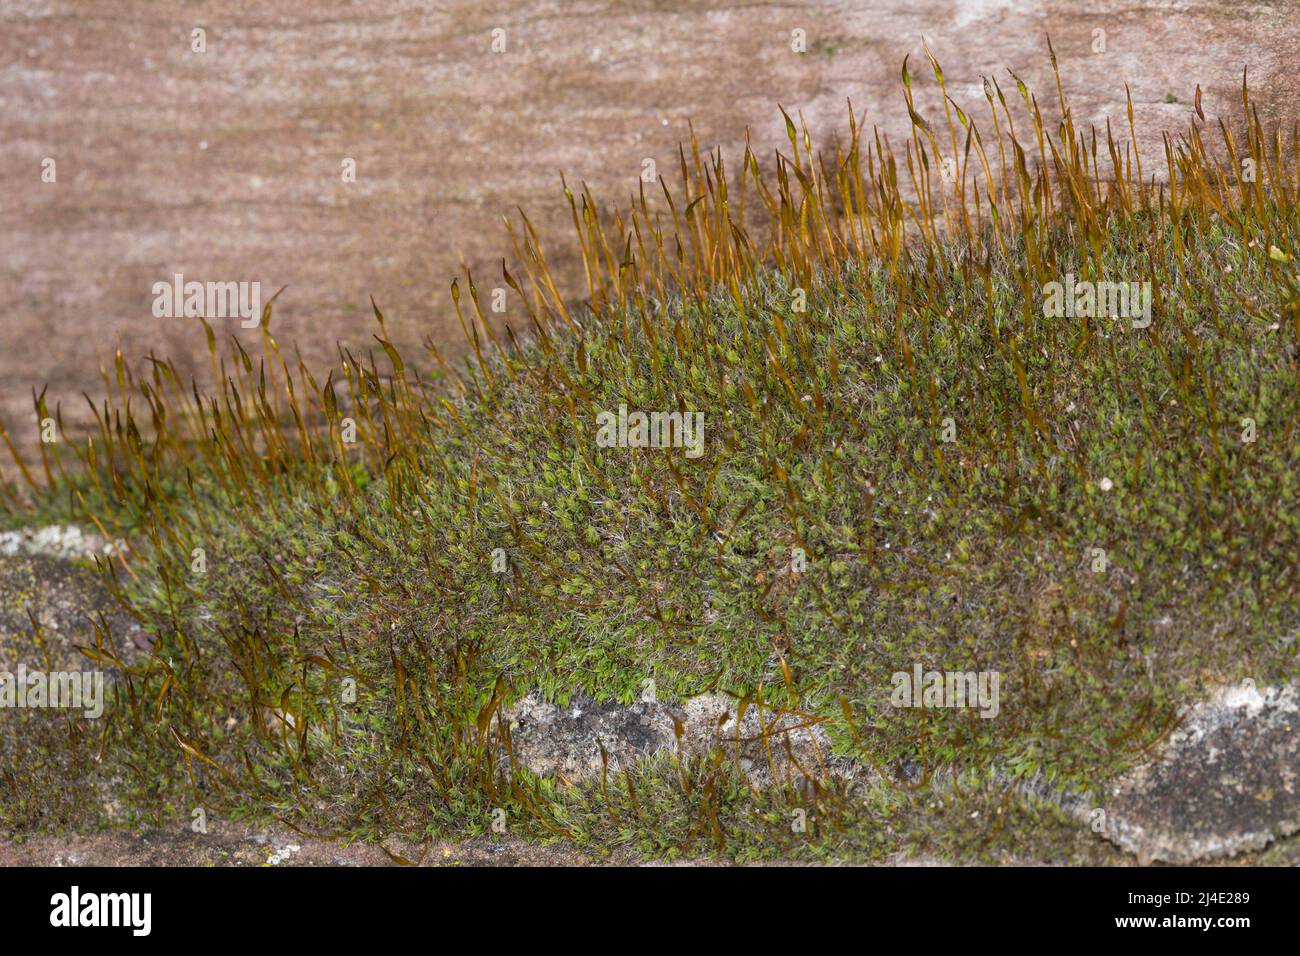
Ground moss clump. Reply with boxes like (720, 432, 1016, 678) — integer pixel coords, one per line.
(1, 53, 1298, 862)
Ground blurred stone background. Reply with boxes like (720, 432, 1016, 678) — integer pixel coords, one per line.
(2, 0, 1297, 439)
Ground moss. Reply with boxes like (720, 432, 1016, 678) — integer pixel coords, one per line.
(2, 55, 1297, 862)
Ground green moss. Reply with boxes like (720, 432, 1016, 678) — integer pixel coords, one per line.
(3, 60, 1298, 863)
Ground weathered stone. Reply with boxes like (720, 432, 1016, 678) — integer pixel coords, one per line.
(501, 690, 854, 789)
(1099, 682, 1300, 863)
(680, 693, 848, 789)
(502, 691, 679, 781)
(0, 542, 145, 673)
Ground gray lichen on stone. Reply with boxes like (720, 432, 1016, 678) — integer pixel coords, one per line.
(1097, 682, 1300, 863)
(501, 691, 859, 789)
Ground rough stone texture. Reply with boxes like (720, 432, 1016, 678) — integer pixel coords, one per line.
(0, 547, 146, 673)
(927, 682, 1300, 863)
(503, 691, 680, 781)
(3, 1, 1299, 445)
(1098, 682, 1300, 863)
(502, 690, 851, 788)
